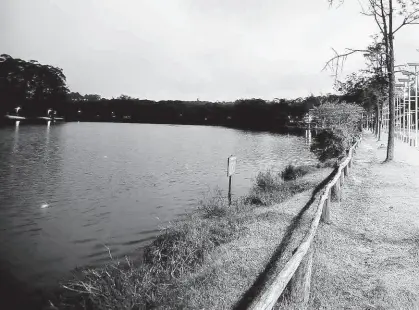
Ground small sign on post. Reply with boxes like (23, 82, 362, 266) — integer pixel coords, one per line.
(227, 156, 236, 177)
(227, 156, 236, 206)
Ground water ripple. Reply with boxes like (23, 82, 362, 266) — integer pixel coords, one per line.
(0, 123, 316, 287)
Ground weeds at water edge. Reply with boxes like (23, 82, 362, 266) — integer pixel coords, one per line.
(57, 164, 316, 309)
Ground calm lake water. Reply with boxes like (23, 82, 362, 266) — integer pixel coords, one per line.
(0, 122, 315, 289)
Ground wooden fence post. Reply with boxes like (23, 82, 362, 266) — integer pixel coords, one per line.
(321, 195, 330, 223)
(288, 246, 314, 309)
(331, 180, 341, 202)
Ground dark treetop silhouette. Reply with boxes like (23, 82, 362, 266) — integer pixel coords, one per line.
(1, 53, 364, 131)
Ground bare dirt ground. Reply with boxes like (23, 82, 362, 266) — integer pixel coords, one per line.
(310, 132, 419, 310)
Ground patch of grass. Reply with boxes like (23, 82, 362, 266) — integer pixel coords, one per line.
(246, 167, 313, 206)
(57, 190, 243, 309)
(316, 158, 338, 168)
(58, 258, 151, 310)
(246, 180, 312, 206)
(58, 215, 242, 309)
(281, 164, 313, 181)
(254, 169, 283, 191)
(198, 188, 230, 218)
(144, 215, 239, 279)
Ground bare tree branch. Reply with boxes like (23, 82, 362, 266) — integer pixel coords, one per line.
(369, 0, 384, 17)
(393, 10, 419, 34)
(323, 47, 370, 80)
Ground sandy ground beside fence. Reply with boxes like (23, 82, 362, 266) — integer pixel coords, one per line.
(310, 132, 419, 310)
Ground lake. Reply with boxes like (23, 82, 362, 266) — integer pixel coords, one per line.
(0, 122, 315, 289)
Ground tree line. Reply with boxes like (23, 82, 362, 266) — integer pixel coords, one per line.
(64, 96, 325, 131)
(1, 53, 355, 131)
(0, 54, 68, 118)
(1, 52, 388, 133)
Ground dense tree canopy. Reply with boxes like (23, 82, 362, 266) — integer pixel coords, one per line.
(0, 54, 68, 117)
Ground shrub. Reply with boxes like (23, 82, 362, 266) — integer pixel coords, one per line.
(254, 169, 282, 191)
(281, 164, 311, 181)
(316, 159, 339, 168)
(311, 129, 347, 162)
(246, 179, 311, 206)
(310, 101, 362, 162)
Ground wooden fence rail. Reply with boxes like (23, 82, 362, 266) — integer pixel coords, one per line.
(247, 136, 362, 310)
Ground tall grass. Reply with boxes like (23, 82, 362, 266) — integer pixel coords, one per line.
(246, 167, 313, 206)
(56, 164, 316, 310)
(281, 164, 312, 181)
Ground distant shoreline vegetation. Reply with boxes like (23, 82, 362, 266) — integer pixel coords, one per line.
(1, 53, 356, 132)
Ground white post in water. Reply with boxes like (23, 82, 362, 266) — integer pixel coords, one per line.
(227, 155, 236, 206)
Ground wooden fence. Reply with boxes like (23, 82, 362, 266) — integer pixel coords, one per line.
(247, 136, 362, 310)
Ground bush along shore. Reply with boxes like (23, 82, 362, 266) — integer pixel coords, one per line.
(50, 100, 363, 310)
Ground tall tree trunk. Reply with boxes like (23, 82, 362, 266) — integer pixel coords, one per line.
(377, 102, 382, 141)
(373, 112, 377, 133)
(386, 0, 395, 162)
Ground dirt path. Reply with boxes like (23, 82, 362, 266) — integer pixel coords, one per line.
(310, 132, 419, 310)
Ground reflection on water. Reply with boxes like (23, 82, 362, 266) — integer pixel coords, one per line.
(0, 122, 316, 289)
(13, 122, 19, 153)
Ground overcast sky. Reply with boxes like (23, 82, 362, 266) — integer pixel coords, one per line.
(3, 0, 419, 101)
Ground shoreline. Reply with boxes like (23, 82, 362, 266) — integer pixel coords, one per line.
(51, 162, 335, 309)
(0, 163, 331, 310)
(1, 116, 315, 134)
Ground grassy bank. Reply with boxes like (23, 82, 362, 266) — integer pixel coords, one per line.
(53, 163, 334, 309)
